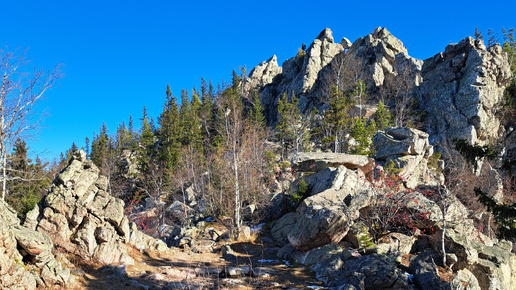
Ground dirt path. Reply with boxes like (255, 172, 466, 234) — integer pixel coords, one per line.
(74, 240, 324, 289)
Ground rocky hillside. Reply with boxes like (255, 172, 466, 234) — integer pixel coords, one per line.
(2, 27, 516, 290)
(269, 128, 516, 289)
(249, 27, 512, 148)
(0, 150, 168, 289)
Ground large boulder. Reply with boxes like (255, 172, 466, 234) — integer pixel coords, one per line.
(284, 166, 371, 251)
(290, 165, 369, 198)
(418, 37, 512, 147)
(328, 254, 413, 289)
(291, 152, 373, 175)
(287, 188, 356, 251)
(374, 127, 437, 188)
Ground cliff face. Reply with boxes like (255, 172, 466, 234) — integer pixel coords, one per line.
(418, 37, 512, 146)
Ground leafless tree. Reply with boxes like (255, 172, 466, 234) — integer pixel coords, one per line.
(0, 47, 62, 200)
(379, 68, 415, 127)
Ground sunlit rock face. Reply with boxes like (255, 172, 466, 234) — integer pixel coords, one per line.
(418, 37, 512, 147)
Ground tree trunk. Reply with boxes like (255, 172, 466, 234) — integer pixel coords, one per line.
(1, 150, 6, 200)
(233, 137, 241, 233)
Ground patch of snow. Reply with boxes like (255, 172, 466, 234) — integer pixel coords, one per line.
(257, 259, 279, 263)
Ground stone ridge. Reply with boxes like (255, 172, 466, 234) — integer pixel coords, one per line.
(250, 27, 512, 149)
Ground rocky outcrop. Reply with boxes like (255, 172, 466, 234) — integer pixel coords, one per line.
(291, 152, 374, 176)
(287, 188, 356, 251)
(0, 198, 74, 289)
(347, 26, 422, 88)
(259, 28, 344, 123)
(26, 150, 167, 266)
(271, 165, 371, 251)
(374, 127, 438, 188)
(418, 37, 512, 146)
(247, 55, 282, 89)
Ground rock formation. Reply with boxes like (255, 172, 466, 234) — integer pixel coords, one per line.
(25, 150, 167, 266)
(418, 37, 512, 146)
(269, 136, 516, 289)
(259, 28, 344, 123)
(249, 27, 512, 152)
(0, 197, 74, 289)
(247, 55, 282, 89)
(374, 127, 439, 188)
(346, 27, 422, 88)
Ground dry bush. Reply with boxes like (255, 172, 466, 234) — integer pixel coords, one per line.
(442, 147, 497, 237)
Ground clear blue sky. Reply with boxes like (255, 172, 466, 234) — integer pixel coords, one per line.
(1, 0, 515, 162)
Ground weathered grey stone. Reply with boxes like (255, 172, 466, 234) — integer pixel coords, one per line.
(291, 152, 372, 173)
(374, 127, 437, 188)
(409, 250, 449, 289)
(341, 37, 352, 49)
(104, 197, 125, 227)
(295, 242, 343, 266)
(259, 28, 344, 124)
(166, 200, 194, 221)
(418, 37, 512, 146)
(291, 165, 370, 199)
(328, 254, 411, 289)
(248, 55, 282, 89)
(0, 199, 74, 289)
(376, 232, 416, 256)
(450, 269, 481, 290)
(270, 212, 298, 245)
(288, 189, 355, 251)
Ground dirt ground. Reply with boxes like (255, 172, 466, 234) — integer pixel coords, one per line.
(73, 239, 324, 289)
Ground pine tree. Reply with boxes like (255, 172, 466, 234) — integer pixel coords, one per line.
(157, 85, 181, 174)
(249, 90, 266, 128)
(324, 85, 354, 152)
(85, 137, 90, 157)
(375, 101, 393, 131)
(138, 106, 155, 173)
(6, 139, 50, 218)
(349, 117, 376, 156)
(90, 122, 110, 170)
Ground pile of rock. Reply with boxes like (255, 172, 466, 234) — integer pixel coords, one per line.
(25, 150, 167, 266)
(0, 198, 74, 289)
(270, 141, 516, 289)
(374, 127, 440, 188)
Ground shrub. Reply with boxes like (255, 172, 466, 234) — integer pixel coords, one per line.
(288, 179, 310, 210)
(360, 173, 431, 241)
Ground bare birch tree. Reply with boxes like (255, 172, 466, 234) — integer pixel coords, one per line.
(0, 48, 62, 200)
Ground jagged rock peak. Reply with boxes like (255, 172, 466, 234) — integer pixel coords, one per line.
(316, 28, 334, 42)
(352, 27, 407, 57)
(418, 36, 513, 146)
(258, 28, 344, 124)
(345, 27, 420, 88)
(248, 55, 282, 89)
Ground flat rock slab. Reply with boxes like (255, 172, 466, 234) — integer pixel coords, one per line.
(291, 152, 372, 173)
